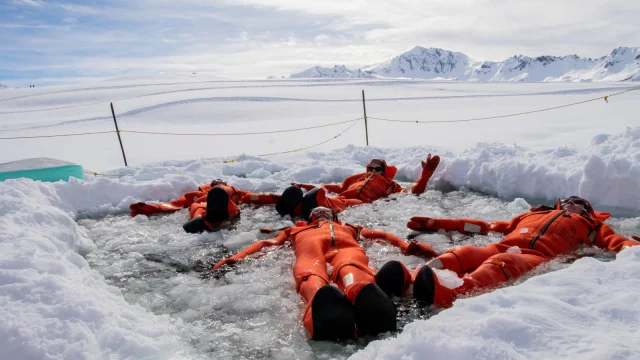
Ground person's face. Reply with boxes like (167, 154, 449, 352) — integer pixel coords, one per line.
(561, 197, 588, 215)
(367, 161, 385, 174)
(310, 207, 333, 222)
(368, 165, 384, 174)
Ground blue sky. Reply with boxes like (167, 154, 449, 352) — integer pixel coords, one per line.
(1, 0, 639, 87)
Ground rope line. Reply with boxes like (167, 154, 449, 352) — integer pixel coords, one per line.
(119, 117, 363, 136)
(258, 118, 361, 157)
(0, 130, 116, 140)
(0, 117, 363, 140)
(368, 87, 639, 124)
(83, 169, 134, 177)
(84, 120, 362, 173)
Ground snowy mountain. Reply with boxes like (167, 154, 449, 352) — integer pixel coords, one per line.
(290, 47, 640, 82)
(0, 83, 8, 89)
(288, 65, 373, 79)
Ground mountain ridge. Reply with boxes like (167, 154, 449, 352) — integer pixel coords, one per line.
(289, 46, 640, 82)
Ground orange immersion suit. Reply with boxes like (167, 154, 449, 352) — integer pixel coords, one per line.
(390, 203, 640, 308)
(130, 183, 279, 218)
(213, 220, 437, 340)
(281, 156, 440, 218)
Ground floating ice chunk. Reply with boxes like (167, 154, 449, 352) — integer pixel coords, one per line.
(508, 197, 531, 212)
(248, 168, 271, 179)
(506, 246, 522, 254)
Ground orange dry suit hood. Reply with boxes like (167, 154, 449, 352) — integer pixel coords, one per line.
(554, 196, 611, 221)
(366, 159, 398, 179)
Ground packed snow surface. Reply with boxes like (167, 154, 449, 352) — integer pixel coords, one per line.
(1, 78, 639, 359)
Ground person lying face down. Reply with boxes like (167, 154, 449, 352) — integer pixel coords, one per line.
(372, 196, 640, 309)
(274, 154, 441, 220)
(213, 207, 438, 341)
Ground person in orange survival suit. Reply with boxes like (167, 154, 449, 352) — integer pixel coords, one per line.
(373, 196, 640, 308)
(274, 155, 441, 220)
(213, 207, 438, 341)
(129, 179, 281, 233)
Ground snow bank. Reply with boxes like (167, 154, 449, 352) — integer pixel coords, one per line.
(351, 247, 640, 360)
(441, 126, 640, 212)
(54, 126, 640, 215)
(1, 124, 639, 359)
(0, 179, 194, 360)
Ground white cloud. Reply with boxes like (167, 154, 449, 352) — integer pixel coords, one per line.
(3, 0, 639, 85)
(57, 3, 98, 14)
(62, 17, 77, 24)
(12, 0, 45, 7)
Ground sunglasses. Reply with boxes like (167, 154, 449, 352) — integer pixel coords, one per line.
(369, 166, 384, 173)
(561, 197, 588, 207)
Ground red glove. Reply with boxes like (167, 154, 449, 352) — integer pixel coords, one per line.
(291, 183, 316, 191)
(421, 154, 440, 173)
(633, 235, 639, 242)
(212, 258, 236, 270)
(130, 202, 154, 217)
(406, 241, 438, 258)
(407, 216, 438, 232)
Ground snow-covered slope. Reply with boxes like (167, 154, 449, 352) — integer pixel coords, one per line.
(289, 65, 373, 79)
(290, 47, 640, 82)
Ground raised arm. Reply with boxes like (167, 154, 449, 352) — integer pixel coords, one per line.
(591, 224, 640, 252)
(407, 213, 526, 235)
(213, 230, 290, 270)
(361, 228, 438, 258)
(410, 154, 440, 195)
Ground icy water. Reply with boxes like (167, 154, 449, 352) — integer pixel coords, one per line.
(78, 189, 630, 360)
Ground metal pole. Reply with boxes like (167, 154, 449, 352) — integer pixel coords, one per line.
(110, 102, 128, 167)
(361, 90, 369, 146)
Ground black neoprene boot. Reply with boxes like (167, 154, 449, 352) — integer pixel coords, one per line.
(311, 285, 356, 341)
(353, 283, 397, 336)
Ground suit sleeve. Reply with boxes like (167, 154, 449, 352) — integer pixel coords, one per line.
(324, 173, 362, 194)
(410, 168, 435, 195)
(592, 223, 640, 252)
(240, 192, 282, 205)
(407, 214, 525, 235)
(213, 229, 290, 269)
(488, 213, 527, 234)
(361, 228, 438, 258)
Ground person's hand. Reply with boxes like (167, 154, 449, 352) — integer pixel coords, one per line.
(130, 202, 151, 217)
(406, 241, 438, 258)
(407, 216, 437, 232)
(212, 258, 236, 270)
(421, 154, 440, 173)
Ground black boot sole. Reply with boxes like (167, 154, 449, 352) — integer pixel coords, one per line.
(302, 188, 320, 219)
(413, 265, 436, 305)
(375, 260, 407, 297)
(205, 187, 230, 223)
(353, 283, 397, 336)
(311, 286, 356, 341)
(183, 216, 207, 233)
(276, 186, 304, 217)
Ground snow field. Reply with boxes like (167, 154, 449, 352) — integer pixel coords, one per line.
(1, 79, 639, 359)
